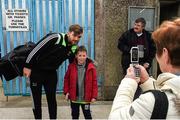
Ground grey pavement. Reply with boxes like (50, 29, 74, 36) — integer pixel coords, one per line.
(0, 86, 112, 119)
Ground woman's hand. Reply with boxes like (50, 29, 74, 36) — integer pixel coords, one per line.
(126, 64, 140, 83)
(136, 65, 149, 84)
(126, 64, 149, 84)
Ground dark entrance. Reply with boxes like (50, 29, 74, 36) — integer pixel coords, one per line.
(157, 0, 180, 76)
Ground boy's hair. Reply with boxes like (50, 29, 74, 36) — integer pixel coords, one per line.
(69, 24, 83, 36)
(75, 45, 87, 55)
(135, 17, 146, 27)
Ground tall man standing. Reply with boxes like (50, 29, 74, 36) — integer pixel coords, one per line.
(23, 24, 83, 119)
(118, 18, 156, 98)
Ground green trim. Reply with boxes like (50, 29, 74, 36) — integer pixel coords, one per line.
(61, 33, 66, 47)
(55, 33, 66, 47)
(71, 45, 77, 53)
(55, 33, 77, 53)
(55, 34, 61, 45)
(72, 100, 91, 104)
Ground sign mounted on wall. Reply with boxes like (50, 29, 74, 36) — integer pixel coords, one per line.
(5, 9, 29, 31)
(128, 6, 156, 32)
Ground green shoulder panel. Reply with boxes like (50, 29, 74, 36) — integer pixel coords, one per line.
(55, 33, 77, 53)
(55, 33, 66, 47)
(61, 33, 66, 47)
(71, 45, 77, 53)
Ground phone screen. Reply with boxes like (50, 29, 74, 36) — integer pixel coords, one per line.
(131, 47, 139, 62)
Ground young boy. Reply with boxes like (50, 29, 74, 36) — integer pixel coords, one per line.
(63, 45, 98, 119)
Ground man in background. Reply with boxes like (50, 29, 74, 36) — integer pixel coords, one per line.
(117, 17, 156, 98)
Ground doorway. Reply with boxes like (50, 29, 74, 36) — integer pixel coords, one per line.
(156, 0, 180, 76)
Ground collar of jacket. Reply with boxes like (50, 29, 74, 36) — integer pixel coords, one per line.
(65, 34, 77, 53)
(56, 33, 77, 54)
(72, 58, 94, 70)
(130, 28, 148, 34)
(156, 72, 180, 94)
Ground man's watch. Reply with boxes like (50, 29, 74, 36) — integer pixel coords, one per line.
(146, 63, 150, 66)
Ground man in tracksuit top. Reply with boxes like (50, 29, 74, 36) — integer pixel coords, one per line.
(23, 24, 83, 119)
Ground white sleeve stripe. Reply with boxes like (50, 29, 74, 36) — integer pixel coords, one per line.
(26, 34, 59, 63)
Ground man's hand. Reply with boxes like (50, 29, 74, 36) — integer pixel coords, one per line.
(143, 62, 149, 69)
(23, 67, 31, 78)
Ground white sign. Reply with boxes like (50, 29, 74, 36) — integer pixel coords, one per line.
(5, 9, 29, 31)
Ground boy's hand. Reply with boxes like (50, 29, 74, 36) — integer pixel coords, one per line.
(91, 98, 96, 103)
(65, 93, 69, 101)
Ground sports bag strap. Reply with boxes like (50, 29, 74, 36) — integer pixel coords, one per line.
(143, 90, 169, 119)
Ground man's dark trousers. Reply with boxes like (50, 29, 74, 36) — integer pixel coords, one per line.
(30, 69, 58, 119)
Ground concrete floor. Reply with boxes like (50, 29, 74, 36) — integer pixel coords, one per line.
(0, 85, 112, 119)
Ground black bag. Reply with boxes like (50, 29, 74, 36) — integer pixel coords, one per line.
(0, 41, 36, 81)
(144, 90, 169, 119)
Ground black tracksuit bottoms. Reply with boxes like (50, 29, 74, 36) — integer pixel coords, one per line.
(30, 70, 58, 119)
(70, 101, 92, 119)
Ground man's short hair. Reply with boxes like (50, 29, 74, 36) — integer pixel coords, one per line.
(135, 17, 146, 27)
(69, 24, 83, 36)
